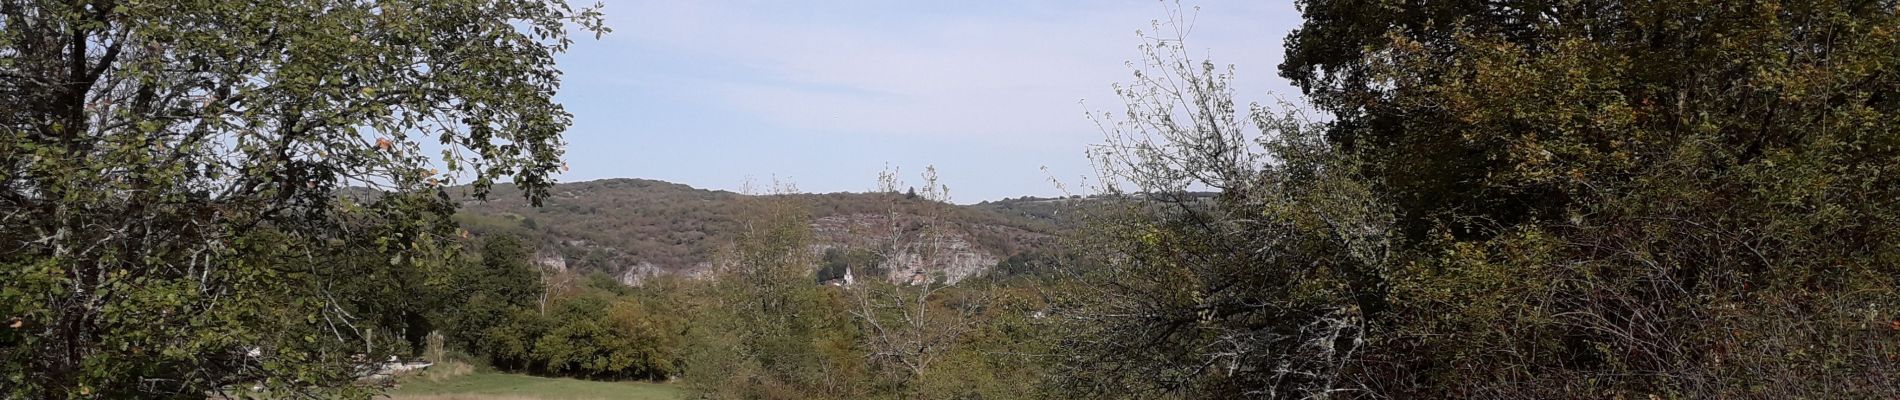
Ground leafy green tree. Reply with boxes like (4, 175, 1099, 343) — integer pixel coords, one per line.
(533, 294, 622, 376)
(684, 188, 870, 399)
(1280, 0, 1570, 241)
(442, 235, 548, 370)
(321, 192, 467, 357)
(0, 0, 605, 396)
(469, 236, 543, 309)
(530, 291, 682, 379)
(600, 293, 685, 379)
(1062, 1, 1900, 398)
(1280, 0, 1900, 397)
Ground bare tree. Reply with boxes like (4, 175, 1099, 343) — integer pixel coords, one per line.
(846, 166, 995, 394)
(1053, 3, 1390, 398)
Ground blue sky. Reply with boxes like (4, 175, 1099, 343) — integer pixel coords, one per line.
(548, 0, 1304, 202)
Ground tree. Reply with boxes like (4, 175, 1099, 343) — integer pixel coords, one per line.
(1279, 0, 1564, 242)
(443, 236, 546, 369)
(319, 193, 468, 358)
(0, 0, 606, 396)
(1060, 0, 1900, 398)
(840, 166, 1014, 399)
(1280, 0, 1900, 397)
(530, 291, 682, 379)
(532, 293, 623, 376)
(470, 236, 543, 309)
(1054, 7, 1388, 397)
(683, 183, 868, 399)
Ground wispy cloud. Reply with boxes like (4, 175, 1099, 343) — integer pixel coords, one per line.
(551, 1, 1304, 201)
(593, 1, 1297, 142)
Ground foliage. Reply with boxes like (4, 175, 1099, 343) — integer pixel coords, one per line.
(1055, 1, 1900, 398)
(440, 237, 684, 380)
(440, 182, 1063, 399)
(679, 187, 869, 399)
(1056, 9, 1387, 396)
(15, 0, 1890, 398)
(443, 236, 547, 370)
(0, 0, 603, 396)
(1284, 0, 1900, 397)
(667, 181, 1057, 400)
(532, 291, 680, 379)
(455, 178, 1063, 280)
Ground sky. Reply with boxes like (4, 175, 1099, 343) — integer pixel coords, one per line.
(549, 0, 1306, 203)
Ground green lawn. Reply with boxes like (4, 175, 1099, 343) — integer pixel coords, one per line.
(390, 372, 683, 400)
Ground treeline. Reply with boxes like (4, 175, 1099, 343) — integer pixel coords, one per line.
(450, 178, 1065, 279)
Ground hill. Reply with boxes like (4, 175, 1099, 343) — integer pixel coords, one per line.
(452, 178, 1078, 285)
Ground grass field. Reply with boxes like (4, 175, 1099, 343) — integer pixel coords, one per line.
(389, 372, 683, 400)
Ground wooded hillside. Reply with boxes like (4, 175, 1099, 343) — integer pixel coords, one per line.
(452, 178, 1078, 283)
